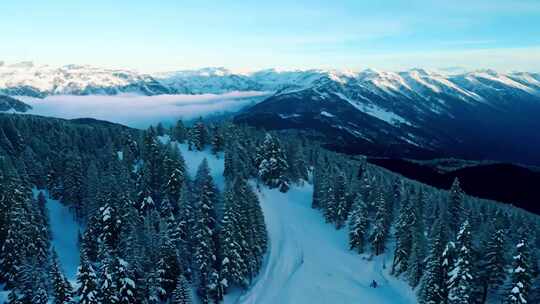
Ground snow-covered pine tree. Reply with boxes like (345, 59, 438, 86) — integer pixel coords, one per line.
(348, 196, 369, 254)
(173, 275, 192, 304)
(333, 172, 349, 229)
(483, 228, 506, 294)
(98, 195, 121, 252)
(163, 145, 187, 206)
(156, 220, 183, 300)
(417, 220, 448, 304)
(50, 249, 73, 304)
(407, 212, 427, 287)
(31, 284, 48, 304)
(311, 159, 326, 209)
(172, 119, 188, 143)
(255, 133, 289, 192)
(62, 152, 84, 217)
(506, 238, 532, 304)
(190, 118, 208, 151)
(192, 159, 220, 304)
(77, 251, 99, 304)
(98, 248, 120, 304)
(407, 191, 427, 287)
(6, 288, 22, 304)
(392, 195, 414, 275)
(118, 259, 137, 304)
(210, 125, 225, 154)
(448, 220, 474, 304)
(441, 239, 457, 302)
(218, 188, 245, 289)
(0, 186, 28, 288)
(448, 178, 464, 235)
(371, 190, 389, 256)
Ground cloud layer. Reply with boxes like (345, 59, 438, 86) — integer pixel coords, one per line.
(20, 91, 268, 128)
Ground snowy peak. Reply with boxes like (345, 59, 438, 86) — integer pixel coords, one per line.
(0, 62, 539, 99)
(0, 63, 174, 97)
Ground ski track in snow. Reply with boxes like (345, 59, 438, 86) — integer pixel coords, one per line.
(231, 184, 416, 304)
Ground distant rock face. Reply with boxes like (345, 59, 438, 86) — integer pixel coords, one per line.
(0, 95, 32, 112)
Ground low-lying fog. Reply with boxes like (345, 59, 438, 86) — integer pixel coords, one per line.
(19, 91, 269, 128)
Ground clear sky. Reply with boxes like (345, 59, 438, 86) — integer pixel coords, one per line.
(2, 0, 540, 72)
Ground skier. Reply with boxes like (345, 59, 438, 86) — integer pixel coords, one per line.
(370, 280, 378, 288)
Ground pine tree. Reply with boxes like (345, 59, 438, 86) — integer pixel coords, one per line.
(31, 285, 49, 304)
(192, 160, 219, 304)
(418, 220, 448, 304)
(448, 221, 474, 304)
(172, 275, 192, 304)
(77, 252, 99, 304)
(0, 186, 28, 288)
(255, 133, 289, 192)
(118, 259, 137, 304)
(219, 188, 245, 289)
(211, 126, 225, 154)
(392, 195, 414, 275)
(156, 222, 183, 300)
(371, 191, 389, 256)
(190, 118, 208, 151)
(50, 249, 73, 304)
(506, 239, 531, 304)
(448, 178, 464, 235)
(483, 228, 506, 293)
(172, 120, 188, 143)
(98, 249, 119, 304)
(333, 173, 349, 229)
(348, 196, 369, 254)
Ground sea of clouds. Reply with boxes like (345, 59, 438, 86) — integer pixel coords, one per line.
(20, 91, 269, 128)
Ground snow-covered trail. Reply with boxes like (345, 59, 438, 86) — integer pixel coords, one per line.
(168, 137, 416, 303)
(33, 189, 81, 280)
(236, 184, 417, 304)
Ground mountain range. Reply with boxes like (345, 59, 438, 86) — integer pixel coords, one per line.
(2, 61, 540, 165)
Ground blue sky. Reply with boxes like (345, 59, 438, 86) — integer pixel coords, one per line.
(2, 0, 540, 72)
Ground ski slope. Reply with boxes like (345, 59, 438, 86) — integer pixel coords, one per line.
(33, 189, 81, 280)
(232, 184, 416, 304)
(170, 138, 416, 304)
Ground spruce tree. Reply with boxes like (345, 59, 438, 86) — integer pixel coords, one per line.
(77, 252, 99, 304)
(506, 239, 531, 304)
(448, 178, 464, 235)
(483, 228, 506, 293)
(348, 196, 369, 254)
(371, 191, 389, 256)
(418, 220, 448, 304)
(448, 221, 474, 304)
(255, 133, 289, 192)
(50, 249, 73, 304)
(118, 259, 137, 304)
(172, 275, 192, 304)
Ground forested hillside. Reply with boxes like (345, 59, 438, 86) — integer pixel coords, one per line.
(0, 113, 539, 303)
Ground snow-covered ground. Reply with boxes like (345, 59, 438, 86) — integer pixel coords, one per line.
(32, 189, 81, 280)
(172, 139, 416, 304)
(231, 184, 416, 304)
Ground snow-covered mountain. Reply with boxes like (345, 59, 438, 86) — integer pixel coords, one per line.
(235, 68, 540, 166)
(0, 62, 176, 97)
(2, 61, 539, 100)
(3, 62, 540, 164)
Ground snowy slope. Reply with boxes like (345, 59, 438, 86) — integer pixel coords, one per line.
(161, 136, 416, 304)
(32, 189, 81, 280)
(233, 184, 416, 304)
